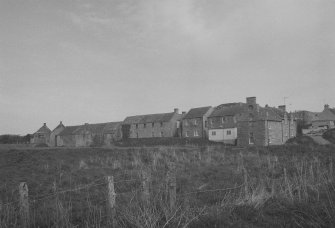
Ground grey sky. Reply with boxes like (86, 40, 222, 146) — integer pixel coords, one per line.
(0, 0, 334, 135)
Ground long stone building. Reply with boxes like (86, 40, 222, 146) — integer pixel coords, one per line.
(122, 109, 183, 139)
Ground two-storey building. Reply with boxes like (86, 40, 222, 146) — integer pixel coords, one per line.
(182, 106, 214, 138)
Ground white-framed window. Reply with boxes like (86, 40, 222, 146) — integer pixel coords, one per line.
(194, 119, 197, 125)
(185, 131, 189, 137)
(212, 131, 216, 136)
(226, 130, 231, 135)
(194, 130, 199, 136)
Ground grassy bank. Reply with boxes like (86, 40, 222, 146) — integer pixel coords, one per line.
(0, 144, 334, 227)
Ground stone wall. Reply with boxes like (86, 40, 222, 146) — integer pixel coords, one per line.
(182, 117, 204, 138)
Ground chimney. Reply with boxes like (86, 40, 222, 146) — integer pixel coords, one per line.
(60, 121, 63, 125)
(174, 108, 179, 114)
(182, 111, 186, 115)
(85, 123, 89, 125)
(324, 104, 329, 110)
(265, 104, 269, 108)
(278, 105, 286, 112)
(246, 97, 256, 104)
(43, 123, 46, 126)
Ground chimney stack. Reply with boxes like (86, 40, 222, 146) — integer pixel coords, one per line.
(174, 108, 179, 114)
(43, 123, 46, 126)
(278, 105, 286, 112)
(246, 97, 256, 104)
(60, 121, 63, 125)
(182, 111, 186, 115)
(324, 104, 329, 110)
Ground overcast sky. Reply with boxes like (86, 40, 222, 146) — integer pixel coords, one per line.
(0, 0, 334, 135)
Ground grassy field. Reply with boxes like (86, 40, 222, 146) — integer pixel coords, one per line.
(0, 143, 335, 227)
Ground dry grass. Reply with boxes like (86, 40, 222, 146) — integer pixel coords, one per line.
(0, 144, 334, 227)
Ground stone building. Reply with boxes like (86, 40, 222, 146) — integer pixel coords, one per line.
(208, 97, 296, 146)
(56, 122, 122, 147)
(122, 109, 183, 139)
(208, 103, 245, 145)
(311, 104, 335, 129)
(31, 123, 51, 145)
(56, 125, 81, 147)
(182, 106, 214, 138)
(50, 121, 65, 147)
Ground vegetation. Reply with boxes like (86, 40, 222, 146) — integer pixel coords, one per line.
(323, 129, 335, 144)
(0, 144, 334, 227)
(0, 134, 32, 144)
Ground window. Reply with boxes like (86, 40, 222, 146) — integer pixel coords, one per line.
(136, 133, 139, 138)
(194, 119, 197, 125)
(152, 123, 154, 127)
(227, 130, 231, 135)
(160, 122, 163, 127)
(194, 130, 199, 136)
(136, 124, 138, 129)
(185, 131, 189, 137)
(248, 105, 254, 111)
(144, 123, 146, 128)
(152, 132, 154, 137)
(221, 117, 225, 124)
(212, 131, 216, 136)
(161, 132, 164, 137)
(205, 121, 208, 128)
(249, 132, 255, 144)
(233, 116, 237, 123)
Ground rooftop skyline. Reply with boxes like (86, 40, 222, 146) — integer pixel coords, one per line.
(1, 0, 334, 135)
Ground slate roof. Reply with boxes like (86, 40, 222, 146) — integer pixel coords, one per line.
(58, 125, 81, 136)
(74, 123, 107, 134)
(313, 109, 335, 122)
(34, 124, 51, 134)
(103, 122, 122, 134)
(209, 103, 246, 117)
(183, 106, 212, 119)
(123, 112, 176, 124)
(209, 103, 284, 121)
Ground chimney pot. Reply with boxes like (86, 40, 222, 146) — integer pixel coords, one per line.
(324, 104, 329, 110)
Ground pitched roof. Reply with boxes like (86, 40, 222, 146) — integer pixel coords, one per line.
(313, 109, 335, 122)
(34, 124, 51, 134)
(209, 103, 246, 117)
(58, 125, 81, 136)
(123, 112, 176, 124)
(74, 123, 107, 134)
(209, 103, 283, 121)
(103, 122, 122, 134)
(183, 106, 212, 119)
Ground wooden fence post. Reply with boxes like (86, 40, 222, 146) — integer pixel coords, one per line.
(141, 169, 151, 204)
(167, 162, 177, 210)
(19, 182, 29, 228)
(243, 168, 248, 197)
(106, 176, 116, 227)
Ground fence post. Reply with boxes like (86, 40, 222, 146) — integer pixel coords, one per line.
(106, 176, 116, 227)
(243, 168, 248, 197)
(167, 162, 177, 210)
(19, 182, 29, 228)
(141, 168, 151, 204)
